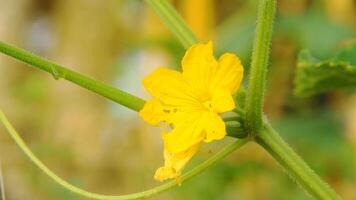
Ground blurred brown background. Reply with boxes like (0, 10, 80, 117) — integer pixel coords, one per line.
(0, 0, 355, 199)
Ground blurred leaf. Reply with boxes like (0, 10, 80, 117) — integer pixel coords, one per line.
(331, 43, 356, 66)
(277, 8, 355, 58)
(215, 13, 255, 61)
(216, 7, 355, 64)
(294, 44, 356, 97)
(215, 2, 257, 67)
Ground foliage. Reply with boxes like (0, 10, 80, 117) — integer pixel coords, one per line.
(294, 44, 356, 97)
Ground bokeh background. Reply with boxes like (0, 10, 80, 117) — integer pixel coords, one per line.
(0, 0, 355, 199)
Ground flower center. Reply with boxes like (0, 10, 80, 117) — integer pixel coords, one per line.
(203, 101, 215, 111)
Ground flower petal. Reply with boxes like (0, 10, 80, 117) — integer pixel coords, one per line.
(201, 112, 226, 143)
(212, 53, 244, 93)
(163, 112, 205, 153)
(182, 41, 218, 100)
(139, 99, 168, 126)
(212, 88, 235, 113)
(154, 143, 200, 182)
(143, 67, 199, 108)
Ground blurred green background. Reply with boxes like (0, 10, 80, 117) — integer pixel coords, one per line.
(0, 0, 355, 199)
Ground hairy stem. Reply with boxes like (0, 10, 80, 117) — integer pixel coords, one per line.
(0, 108, 247, 200)
(245, 0, 276, 133)
(145, 0, 198, 48)
(0, 41, 145, 112)
(255, 121, 341, 200)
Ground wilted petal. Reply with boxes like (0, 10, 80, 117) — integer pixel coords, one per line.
(154, 143, 200, 182)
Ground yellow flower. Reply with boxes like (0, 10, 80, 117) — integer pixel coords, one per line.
(140, 41, 243, 182)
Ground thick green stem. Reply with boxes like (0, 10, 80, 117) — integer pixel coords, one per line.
(245, 0, 276, 133)
(0, 108, 247, 200)
(145, 0, 198, 48)
(255, 121, 341, 200)
(0, 41, 145, 112)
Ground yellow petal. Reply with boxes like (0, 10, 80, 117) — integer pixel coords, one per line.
(164, 112, 205, 153)
(154, 166, 176, 182)
(181, 41, 218, 99)
(143, 67, 199, 108)
(212, 53, 244, 93)
(154, 143, 200, 182)
(139, 99, 167, 126)
(212, 87, 235, 113)
(201, 112, 226, 143)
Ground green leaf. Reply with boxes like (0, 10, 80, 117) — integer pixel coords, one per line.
(294, 44, 356, 97)
(331, 43, 356, 66)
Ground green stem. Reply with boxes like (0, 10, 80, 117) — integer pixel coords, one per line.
(255, 121, 341, 200)
(145, 0, 198, 48)
(0, 41, 145, 112)
(245, 0, 276, 133)
(0, 160, 5, 200)
(0, 108, 248, 200)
